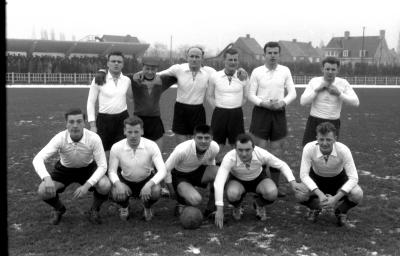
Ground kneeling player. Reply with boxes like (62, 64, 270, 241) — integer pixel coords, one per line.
(296, 122, 363, 227)
(108, 116, 166, 221)
(165, 124, 220, 218)
(32, 108, 111, 225)
(214, 133, 302, 228)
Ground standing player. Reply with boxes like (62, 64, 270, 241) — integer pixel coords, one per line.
(32, 108, 111, 225)
(213, 133, 302, 228)
(300, 56, 359, 146)
(87, 51, 131, 157)
(108, 116, 167, 221)
(206, 48, 248, 164)
(296, 122, 363, 227)
(248, 42, 297, 197)
(164, 124, 220, 218)
(157, 46, 216, 145)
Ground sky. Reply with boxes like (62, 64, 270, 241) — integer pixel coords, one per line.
(6, 0, 400, 56)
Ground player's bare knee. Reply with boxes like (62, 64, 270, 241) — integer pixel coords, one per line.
(151, 184, 161, 199)
(349, 185, 363, 203)
(95, 177, 112, 195)
(186, 192, 202, 206)
(226, 188, 242, 202)
(260, 188, 277, 201)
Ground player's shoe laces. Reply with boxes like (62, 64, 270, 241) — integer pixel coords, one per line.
(232, 205, 244, 220)
(119, 206, 130, 221)
(143, 207, 153, 222)
(335, 210, 350, 227)
(306, 209, 321, 223)
(253, 202, 267, 221)
(87, 208, 102, 224)
(50, 206, 66, 225)
(174, 203, 185, 217)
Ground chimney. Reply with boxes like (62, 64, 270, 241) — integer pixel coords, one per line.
(344, 31, 350, 39)
(246, 34, 250, 38)
(292, 39, 297, 42)
(380, 30, 385, 39)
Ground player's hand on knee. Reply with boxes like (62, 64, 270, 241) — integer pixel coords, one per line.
(114, 181, 129, 201)
(140, 181, 154, 202)
(215, 207, 224, 229)
(95, 69, 107, 85)
(43, 177, 56, 198)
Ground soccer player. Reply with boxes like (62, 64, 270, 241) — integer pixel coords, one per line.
(248, 41, 297, 197)
(300, 56, 359, 146)
(206, 48, 248, 164)
(296, 122, 363, 227)
(87, 51, 131, 157)
(157, 46, 217, 145)
(32, 108, 111, 225)
(164, 124, 220, 218)
(108, 116, 167, 221)
(213, 133, 302, 228)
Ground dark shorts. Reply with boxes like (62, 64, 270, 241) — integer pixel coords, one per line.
(228, 170, 269, 194)
(211, 107, 245, 145)
(310, 168, 348, 196)
(51, 161, 97, 193)
(137, 115, 165, 141)
(117, 170, 155, 198)
(171, 165, 209, 205)
(249, 106, 287, 141)
(302, 116, 341, 146)
(96, 110, 129, 151)
(172, 102, 206, 136)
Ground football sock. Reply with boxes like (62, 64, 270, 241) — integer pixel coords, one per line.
(229, 192, 245, 208)
(301, 196, 321, 210)
(144, 198, 158, 208)
(255, 194, 274, 206)
(205, 185, 216, 211)
(336, 197, 358, 214)
(91, 190, 108, 211)
(43, 194, 64, 211)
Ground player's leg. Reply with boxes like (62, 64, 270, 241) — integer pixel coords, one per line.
(201, 165, 219, 217)
(254, 177, 277, 221)
(111, 181, 132, 221)
(142, 183, 161, 221)
(38, 179, 67, 225)
(89, 175, 112, 224)
(225, 179, 246, 220)
(269, 138, 286, 197)
(211, 107, 229, 164)
(176, 181, 203, 207)
(335, 185, 363, 227)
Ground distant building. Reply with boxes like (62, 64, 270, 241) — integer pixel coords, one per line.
(100, 34, 140, 43)
(209, 34, 264, 65)
(324, 30, 397, 65)
(279, 39, 323, 63)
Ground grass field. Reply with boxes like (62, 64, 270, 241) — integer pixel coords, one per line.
(6, 87, 400, 256)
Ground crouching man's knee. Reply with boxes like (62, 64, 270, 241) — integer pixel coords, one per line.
(95, 176, 112, 195)
(348, 185, 363, 204)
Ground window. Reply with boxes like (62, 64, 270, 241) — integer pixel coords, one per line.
(359, 50, 367, 57)
(343, 50, 349, 57)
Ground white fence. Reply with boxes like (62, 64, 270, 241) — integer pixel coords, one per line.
(5, 73, 400, 85)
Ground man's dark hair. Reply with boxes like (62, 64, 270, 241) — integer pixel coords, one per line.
(322, 56, 340, 67)
(263, 41, 281, 54)
(223, 48, 239, 59)
(186, 46, 205, 57)
(316, 122, 337, 136)
(235, 133, 255, 148)
(124, 116, 144, 128)
(108, 51, 124, 61)
(193, 124, 212, 135)
(65, 108, 86, 121)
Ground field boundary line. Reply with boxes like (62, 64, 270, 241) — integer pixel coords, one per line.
(6, 84, 400, 89)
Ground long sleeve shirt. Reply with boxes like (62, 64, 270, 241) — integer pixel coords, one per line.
(300, 141, 359, 193)
(248, 64, 296, 107)
(32, 129, 107, 186)
(164, 139, 220, 183)
(108, 138, 166, 185)
(207, 70, 248, 109)
(130, 75, 177, 116)
(87, 71, 131, 122)
(214, 146, 296, 206)
(158, 63, 216, 105)
(300, 77, 359, 119)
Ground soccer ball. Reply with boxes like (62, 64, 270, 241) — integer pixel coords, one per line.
(179, 206, 203, 229)
(294, 182, 310, 202)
